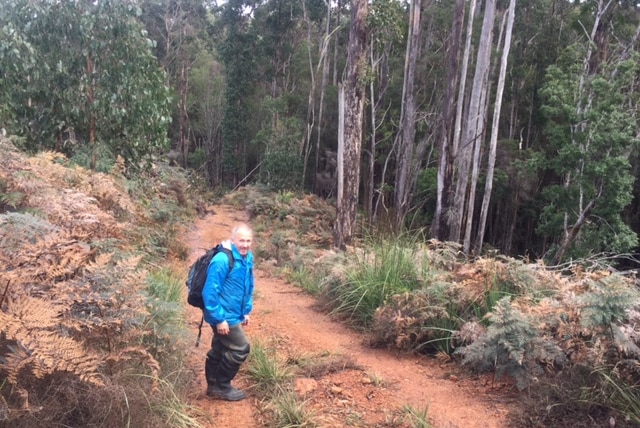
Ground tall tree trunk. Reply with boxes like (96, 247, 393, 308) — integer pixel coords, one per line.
(433, 0, 465, 240)
(462, 0, 496, 253)
(475, 0, 516, 253)
(179, 59, 189, 168)
(393, 0, 422, 231)
(367, 43, 377, 224)
(332, 0, 341, 86)
(333, 0, 368, 250)
(86, 53, 96, 170)
(314, 0, 332, 194)
(449, 0, 494, 245)
(301, 0, 316, 188)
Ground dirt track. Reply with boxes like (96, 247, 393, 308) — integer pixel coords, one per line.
(183, 205, 517, 427)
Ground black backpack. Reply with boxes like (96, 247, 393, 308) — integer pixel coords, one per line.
(186, 243, 234, 346)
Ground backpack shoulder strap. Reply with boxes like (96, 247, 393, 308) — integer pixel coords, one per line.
(218, 246, 234, 272)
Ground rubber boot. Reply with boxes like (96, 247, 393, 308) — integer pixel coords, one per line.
(207, 358, 245, 401)
(205, 339, 225, 394)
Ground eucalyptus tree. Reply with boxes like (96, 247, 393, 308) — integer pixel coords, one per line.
(450, 0, 496, 250)
(475, 0, 517, 253)
(334, 0, 369, 249)
(432, 0, 465, 242)
(366, 0, 404, 224)
(538, 0, 640, 264)
(140, 0, 213, 170)
(392, 0, 424, 231)
(0, 0, 171, 171)
(216, 0, 259, 186)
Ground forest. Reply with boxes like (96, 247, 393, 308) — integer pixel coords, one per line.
(2, 1, 640, 426)
(2, 0, 640, 266)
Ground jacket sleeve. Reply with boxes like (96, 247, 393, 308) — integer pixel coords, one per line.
(202, 252, 231, 325)
(244, 269, 254, 317)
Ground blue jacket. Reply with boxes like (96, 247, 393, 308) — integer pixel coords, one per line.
(202, 245, 254, 327)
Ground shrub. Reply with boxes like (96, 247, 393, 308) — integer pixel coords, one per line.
(456, 297, 567, 390)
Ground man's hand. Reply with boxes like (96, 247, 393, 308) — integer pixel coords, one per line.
(242, 315, 250, 327)
(216, 321, 230, 335)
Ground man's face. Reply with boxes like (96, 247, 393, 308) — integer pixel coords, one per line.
(233, 228, 253, 257)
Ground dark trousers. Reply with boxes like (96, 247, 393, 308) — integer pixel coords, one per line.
(205, 324, 250, 389)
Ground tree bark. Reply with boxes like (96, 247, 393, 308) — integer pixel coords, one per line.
(475, 0, 516, 253)
(333, 0, 368, 250)
(433, 0, 465, 240)
(449, 0, 494, 246)
(393, 0, 422, 231)
(314, 0, 332, 194)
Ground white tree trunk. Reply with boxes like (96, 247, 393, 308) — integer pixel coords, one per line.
(475, 0, 516, 253)
(333, 0, 368, 249)
(393, 0, 422, 230)
(449, 0, 493, 244)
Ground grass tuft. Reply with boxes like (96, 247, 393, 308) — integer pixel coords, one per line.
(402, 403, 431, 428)
(247, 340, 294, 394)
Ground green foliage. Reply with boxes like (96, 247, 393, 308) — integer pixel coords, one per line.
(0, 188, 24, 211)
(246, 340, 293, 394)
(578, 276, 638, 328)
(322, 237, 422, 327)
(69, 141, 116, 173)
(0, 0, 171, 169)
(402, 403, 431, 428)
(457, 297, 567, 390)
(269, 390, 318, 428)
(147, 268, 184, 303)
(537, 41, 639, 261)
(254, 97, 304, 192)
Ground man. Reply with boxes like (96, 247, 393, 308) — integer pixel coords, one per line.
(202, 223, 254, 401)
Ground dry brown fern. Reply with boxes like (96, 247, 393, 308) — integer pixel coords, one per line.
(2, 231, 94, 292)
(0, 295, 103, 387)
(105, 346, 161, 393)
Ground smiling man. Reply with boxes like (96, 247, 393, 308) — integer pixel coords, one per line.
(202, 223, 255, 401)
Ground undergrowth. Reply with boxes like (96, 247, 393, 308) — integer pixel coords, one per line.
(231, 184, 640, 427)
(0, 137, 200, 427)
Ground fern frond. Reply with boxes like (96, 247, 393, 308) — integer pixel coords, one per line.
(0, 296, 103, 387)
(0, 191, 24, 209)
(577, 275, 639, 329)
(456, 297, 567, 390)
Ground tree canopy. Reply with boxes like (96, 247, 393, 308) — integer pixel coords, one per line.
(2, 0, 640, 265)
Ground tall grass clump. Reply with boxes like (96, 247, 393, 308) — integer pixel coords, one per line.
(284, 265, 322, 294)
(269, 390, 318, 428)
(134, 374, 206, 428)
(246, 340, 293, 394)
(402, 403, 431, 428)
(147, 267, 184, 303)
(144, 267, 186, 347)
(594, 365, 640, 426)
(322, 235, 422, 327)
(246, 341, 319, 427)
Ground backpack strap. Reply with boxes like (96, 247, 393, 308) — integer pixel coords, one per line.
(195, 314, 205, 347)
(195, 247, 235, 347)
